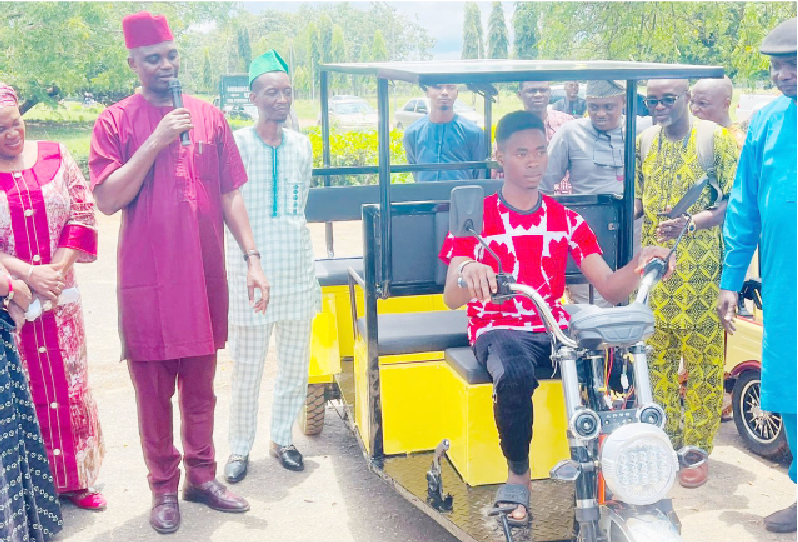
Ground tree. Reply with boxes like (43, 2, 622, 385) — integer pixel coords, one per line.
(306, 22, 321, 99)
(237, 27, 252, 72)
(202, 49, 213, 94)
(513, 3, 538, 59)
(532, 0, 795, 84)
(372, 30, 388, 62)
(462, 2, 484, 60)
(330, 25, 347, 92)
(355, 43, 371, 96)
(487, 2, 509, 60)
(318, 13, 333, 63)
(0, 2, 233, 106)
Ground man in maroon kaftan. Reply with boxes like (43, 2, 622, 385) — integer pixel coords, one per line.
(89, 11, 270, 534)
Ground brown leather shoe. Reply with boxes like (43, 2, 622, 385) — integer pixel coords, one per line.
(678, 461, 708, 488)
(150, 493, 180, 534)
(183, 480, 249, 513)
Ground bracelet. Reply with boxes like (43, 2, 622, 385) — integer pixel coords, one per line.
(3, 274, 12, 307)
(26, 265, 34, 280)
(457, 259, 477, 276)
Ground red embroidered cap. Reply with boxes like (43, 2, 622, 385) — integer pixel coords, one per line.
(122, 11, 174, 50)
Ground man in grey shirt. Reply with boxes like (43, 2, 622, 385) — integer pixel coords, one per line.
(542, 80, 643, 306)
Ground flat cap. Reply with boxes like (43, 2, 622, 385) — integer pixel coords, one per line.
(760, 18, 797, 55)
(586, 80, 625, 98)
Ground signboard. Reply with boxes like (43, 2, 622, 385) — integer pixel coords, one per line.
(219, 74, 249, 110)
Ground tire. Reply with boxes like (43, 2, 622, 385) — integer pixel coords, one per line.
(299, 384, 326, 436)
(732, 370, 791, 461)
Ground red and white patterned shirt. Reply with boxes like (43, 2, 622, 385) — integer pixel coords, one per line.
(439, 192, 602, 343)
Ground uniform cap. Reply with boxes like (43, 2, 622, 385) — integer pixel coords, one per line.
(760, 18, 797, 55)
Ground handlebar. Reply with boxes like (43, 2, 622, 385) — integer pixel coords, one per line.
(457, 275, 577, 348)
(634, 257, 668, 305)
(508, 283, 578, 348)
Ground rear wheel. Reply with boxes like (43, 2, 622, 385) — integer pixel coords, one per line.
(299, 384, 327, 436)
(732, 371, 791, 461)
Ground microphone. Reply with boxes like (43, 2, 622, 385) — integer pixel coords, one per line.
(167, 79, 191, 146)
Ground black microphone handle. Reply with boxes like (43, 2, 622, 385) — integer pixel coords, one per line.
(170, 83, 190, 146)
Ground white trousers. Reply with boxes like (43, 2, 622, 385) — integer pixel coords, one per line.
(228, 320, 312, 455)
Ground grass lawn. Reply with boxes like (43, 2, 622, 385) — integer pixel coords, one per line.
(25, 123, 93, 163)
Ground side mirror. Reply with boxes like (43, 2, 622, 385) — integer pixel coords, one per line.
(449, 186, 484, 237)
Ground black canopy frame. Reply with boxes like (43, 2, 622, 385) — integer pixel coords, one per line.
(314, 59, 724, 297)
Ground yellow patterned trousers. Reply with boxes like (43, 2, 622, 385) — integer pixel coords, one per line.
(648, 323, 724, 453)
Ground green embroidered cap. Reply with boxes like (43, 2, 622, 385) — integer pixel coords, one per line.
(248, 50, 289, 88)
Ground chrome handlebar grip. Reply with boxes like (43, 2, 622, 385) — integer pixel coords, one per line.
(508, 283, 578, 349)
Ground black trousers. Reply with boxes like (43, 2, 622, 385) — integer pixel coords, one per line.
(474, 329, 553, 475)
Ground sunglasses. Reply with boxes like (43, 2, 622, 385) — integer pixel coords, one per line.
(644, 93, 685, 108)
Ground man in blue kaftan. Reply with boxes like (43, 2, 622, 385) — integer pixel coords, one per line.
(718, 17, 798, 534)
(403, 84, 487, 182)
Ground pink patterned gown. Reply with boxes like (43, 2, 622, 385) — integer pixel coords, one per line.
(0, 140, 103, 493)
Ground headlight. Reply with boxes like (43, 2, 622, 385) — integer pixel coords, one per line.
(600, 423, 678, 505)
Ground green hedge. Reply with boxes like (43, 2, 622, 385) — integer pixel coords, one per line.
(306, 128, 412, 186)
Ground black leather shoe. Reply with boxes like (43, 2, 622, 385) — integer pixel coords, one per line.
(765, 502, 797, 533)
(271, 444, 304, 471)
(224, 454, 249, 484)
(183, 480, 249, 513)
(150, 493, 180, 534)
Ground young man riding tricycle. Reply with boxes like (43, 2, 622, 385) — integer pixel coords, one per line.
(441, 110, 677, 526)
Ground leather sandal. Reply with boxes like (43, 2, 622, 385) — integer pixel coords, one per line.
(493, 483, 531, 526)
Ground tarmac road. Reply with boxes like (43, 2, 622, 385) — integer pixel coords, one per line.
(57, 213, 795, 542)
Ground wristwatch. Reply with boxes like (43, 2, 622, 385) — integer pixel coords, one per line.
(687, 221, 697, 234)
(243, 249, 261, 262)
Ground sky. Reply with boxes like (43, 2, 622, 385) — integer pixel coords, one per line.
(242, 1, 515, 60)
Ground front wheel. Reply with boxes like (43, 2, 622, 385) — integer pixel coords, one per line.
(732, 370, 791, 461)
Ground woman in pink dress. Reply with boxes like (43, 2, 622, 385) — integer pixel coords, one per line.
(0, 83, 105, 510)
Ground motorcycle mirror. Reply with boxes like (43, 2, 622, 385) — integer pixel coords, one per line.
(666, 176, 714, 218)
(449, 185, 484, 237)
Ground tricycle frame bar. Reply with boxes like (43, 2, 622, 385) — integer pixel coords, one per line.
(315, 59, 724, 466)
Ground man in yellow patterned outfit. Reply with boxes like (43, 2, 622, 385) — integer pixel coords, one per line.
(635, 79, 738, 488)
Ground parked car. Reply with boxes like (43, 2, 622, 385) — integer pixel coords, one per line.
(226, 104, 258, 120)
(736, 93, 779, 123)
(393, 98, 484, 130)
(318, 99, 379, 131)
(330, 94, 361, 103)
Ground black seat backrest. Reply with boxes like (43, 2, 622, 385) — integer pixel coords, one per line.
(306, 180, 504, 223)
(363, 194, 623, 297)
